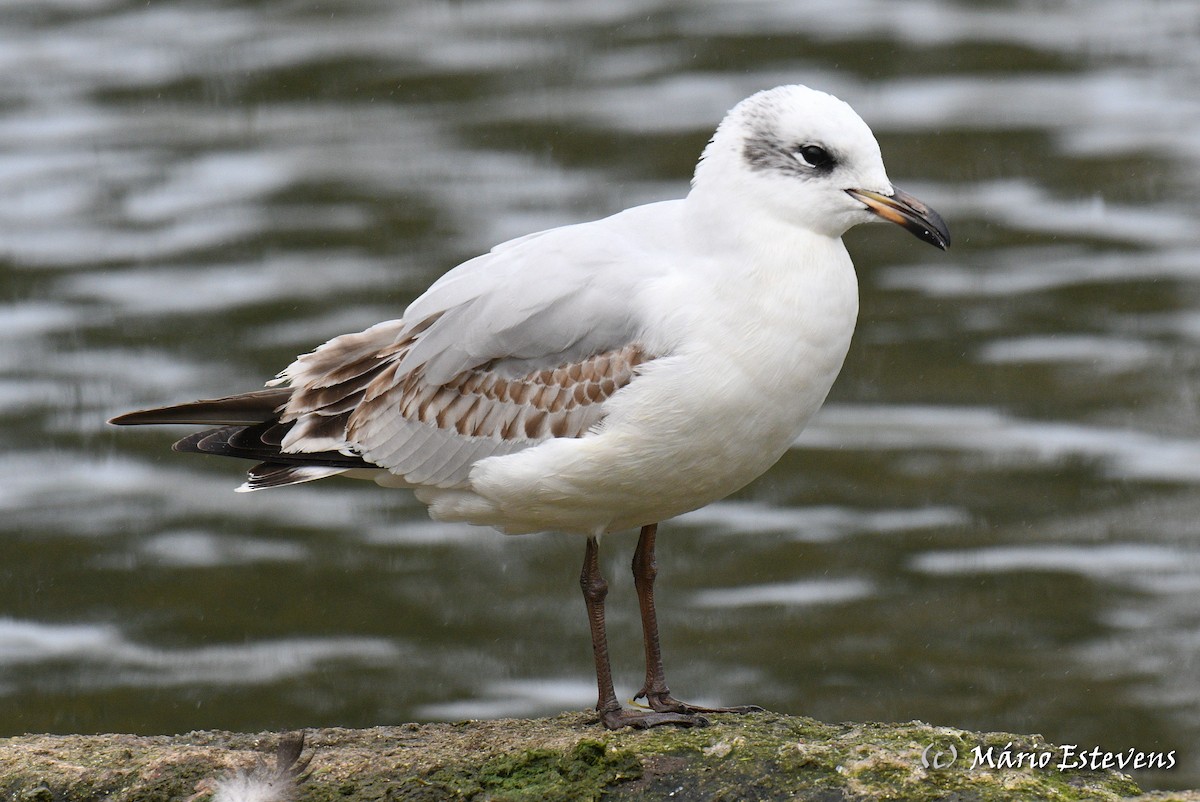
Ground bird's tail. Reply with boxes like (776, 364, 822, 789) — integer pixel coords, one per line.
(109, 388, 370, 491)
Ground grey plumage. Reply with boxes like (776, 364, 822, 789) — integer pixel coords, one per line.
(110, 213, 662, 492)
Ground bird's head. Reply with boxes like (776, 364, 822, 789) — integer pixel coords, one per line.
(693, 84, 949, 249)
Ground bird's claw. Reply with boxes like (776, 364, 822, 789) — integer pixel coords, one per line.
(636, 689, 764, 716)
(598, 707, 709, 729)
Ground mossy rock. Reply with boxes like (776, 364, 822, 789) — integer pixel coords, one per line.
(0, 712, 1195, 801)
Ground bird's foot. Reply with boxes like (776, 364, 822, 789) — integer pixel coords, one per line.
(597, 705, 709, 730)
(636, 689, 764, 716)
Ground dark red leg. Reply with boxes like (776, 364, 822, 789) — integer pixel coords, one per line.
(579, 535, 703, 729)
(631, 523, 763, 716)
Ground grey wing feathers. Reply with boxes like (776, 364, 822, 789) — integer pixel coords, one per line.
(110, 310, 650, 492)
(110, 210, 662, 491)
(397, 222, 643, 384)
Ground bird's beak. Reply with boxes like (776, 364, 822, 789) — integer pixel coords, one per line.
(845, 187, 951, 250)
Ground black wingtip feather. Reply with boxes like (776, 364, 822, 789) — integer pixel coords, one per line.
(116, 392, 374, 491)
(109, 388, 291, 426)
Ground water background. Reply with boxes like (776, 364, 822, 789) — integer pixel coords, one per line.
(3, 0, 1200, 791)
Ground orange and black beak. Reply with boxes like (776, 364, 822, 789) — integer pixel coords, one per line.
(845, 187, 951, 250)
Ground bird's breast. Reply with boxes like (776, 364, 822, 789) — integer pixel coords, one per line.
(462, 237, 861, 534)
(586, 242, 861, 508)
(682, 247, 859, 458)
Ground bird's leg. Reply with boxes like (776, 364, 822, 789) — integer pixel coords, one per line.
(631, 523, 764, 716)
(579, 535, 703, 729)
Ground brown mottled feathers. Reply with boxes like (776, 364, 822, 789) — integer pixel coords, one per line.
(111, 318, 651, 491)
(278, 323, 650, 487)
(288, 342, 647, 442)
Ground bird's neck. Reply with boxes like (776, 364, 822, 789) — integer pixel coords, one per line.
(683, 182, 849, 283)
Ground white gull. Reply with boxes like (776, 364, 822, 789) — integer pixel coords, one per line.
(111, 84, 949, 729)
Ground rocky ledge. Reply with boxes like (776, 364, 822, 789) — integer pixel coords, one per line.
(0, 712, 1196, 801)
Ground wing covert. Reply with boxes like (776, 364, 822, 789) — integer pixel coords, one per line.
(272, 213, 674, 487)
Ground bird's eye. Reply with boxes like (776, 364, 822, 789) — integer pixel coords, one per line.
(795, 145, 834, 170)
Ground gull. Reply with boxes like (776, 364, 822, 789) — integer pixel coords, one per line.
(111, 85, 949, 730)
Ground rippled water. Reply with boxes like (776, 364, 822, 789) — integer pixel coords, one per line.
(3, 0, 1200, 791)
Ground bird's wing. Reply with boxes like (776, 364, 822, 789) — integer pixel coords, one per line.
(395, 217, 648, 384)
(274, 207, 675, 488)
(108, 388, 291, 426)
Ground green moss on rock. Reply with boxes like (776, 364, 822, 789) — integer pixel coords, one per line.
(406, 739, 641, 801)
(0, 712, 1195, 801)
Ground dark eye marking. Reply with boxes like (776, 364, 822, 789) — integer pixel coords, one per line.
(742, 134, 838, 177)
(795, 145, 835, 171)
